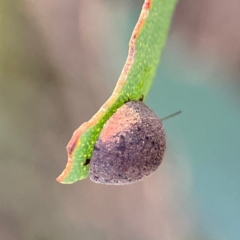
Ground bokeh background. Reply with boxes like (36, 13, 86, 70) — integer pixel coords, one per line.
(1, 0, 240, 239)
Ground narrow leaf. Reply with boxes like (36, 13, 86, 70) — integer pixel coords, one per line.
(57, 0, 177, 184)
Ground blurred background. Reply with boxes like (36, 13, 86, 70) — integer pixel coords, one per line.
(1, 0, 240, 239)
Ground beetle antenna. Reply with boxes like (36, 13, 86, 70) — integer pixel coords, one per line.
(161, 111, 182, 121)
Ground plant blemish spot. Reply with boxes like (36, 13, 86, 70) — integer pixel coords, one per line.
(83, 159, 91, 166)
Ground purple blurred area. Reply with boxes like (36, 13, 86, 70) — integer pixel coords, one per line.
(1, 0, 239, 239)
(174, 0, 240, 67)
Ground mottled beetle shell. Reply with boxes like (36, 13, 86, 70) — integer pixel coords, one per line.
(90, 101, 166, 185)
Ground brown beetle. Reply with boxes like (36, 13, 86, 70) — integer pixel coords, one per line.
(90, 101, 166, 185)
